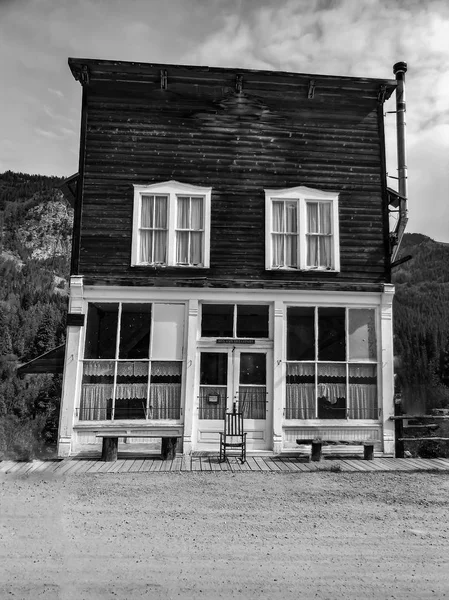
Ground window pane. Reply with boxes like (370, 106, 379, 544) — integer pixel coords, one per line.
(154, 196, 167, 228)
(307, 202, 319, 233)
(287, 307, 315, 361)
(272, 201, 284, 232)
(201, 304, 234, 337)
(152, 304, 184, 360)
(119, 303, 151, 359)
(149, 361, 182, 419)
(239, 353, 266, 385)
(272, 234, 284, 267)
(307, 236, 318, 267)
(141, 196, 154, 227)
(153, 231, 167, 263)
(286, 363, 315, 419)
(348, 364, 377, 419)
(317, 363, 346, 419)
(177, 196, 190, 229)
(191, 197, 203, 229)
(84, 303, 119, 359)
(285, 202, 297, 232)
(237, 305, 269, 338)
(176, 231, 189, 264)
(190, 231, 203, 265)
(139, 230, 152, 263)
(200, 353, 227, 385)
(348, 309, 377, 361)
(318, 307, 345, 361)
(319, 202, 332, 234)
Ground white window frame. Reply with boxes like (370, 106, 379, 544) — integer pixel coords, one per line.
(265, 186, 340, 272)
(132, 180, 212, 267)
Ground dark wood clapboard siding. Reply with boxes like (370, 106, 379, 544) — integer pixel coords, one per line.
(70, 60, 394, 290)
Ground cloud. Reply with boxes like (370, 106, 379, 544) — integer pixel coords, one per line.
(48, 87, 64, 98)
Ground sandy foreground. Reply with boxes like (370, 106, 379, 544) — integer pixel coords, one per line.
(1, 470, 449, 600)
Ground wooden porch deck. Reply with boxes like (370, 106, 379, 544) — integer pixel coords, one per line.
(2, 455, 449, 476)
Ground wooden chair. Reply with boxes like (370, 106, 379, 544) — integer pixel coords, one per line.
(219, 405, 247, 463)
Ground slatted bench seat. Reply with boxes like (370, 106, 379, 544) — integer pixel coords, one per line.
(296, 439, 377, 462)
(96, 432, 182, 462)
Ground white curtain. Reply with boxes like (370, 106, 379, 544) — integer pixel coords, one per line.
(349, 385, 377, 419)
(238, 386, 266, 419)
(306, 202, 332, 268)
(80, 384, 113, 420)
(177, 196, 203, 265)
(272, 201, 298, 267)
(286, 384, 315, 419)
(149, 383, 181, 419)
(140, 195, 167, 263)
(116, 361, 149, 377)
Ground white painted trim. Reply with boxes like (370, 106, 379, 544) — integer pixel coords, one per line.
(264, 185, 340, 272)
(132, 180, 212, 268)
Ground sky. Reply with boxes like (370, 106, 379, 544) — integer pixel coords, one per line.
(0, 0, 448, 242)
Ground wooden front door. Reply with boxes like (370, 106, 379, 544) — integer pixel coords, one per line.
(198, 349, 271, 451)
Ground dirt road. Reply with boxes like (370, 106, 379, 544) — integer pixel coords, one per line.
(1, 471, 449, 599)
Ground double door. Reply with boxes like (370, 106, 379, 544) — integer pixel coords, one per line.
(198, 348, 272, 450)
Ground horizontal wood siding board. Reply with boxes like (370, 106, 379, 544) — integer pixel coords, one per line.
(78, 70, 388, 285)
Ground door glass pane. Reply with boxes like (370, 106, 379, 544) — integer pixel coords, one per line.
(348, 309, 376, 361)
(237, 305, 269, 338)
(287, 307, 315, 361)
(201, 304, 234, 337)
(152, 304, 184, 360)
(200, 353, 227, 385)
(318, 307, 345, 361)
(239, 354, 266, 419)
(84, 303, 119, 359)
(199, 353, 227, 419)
(119, 304, 151, 359)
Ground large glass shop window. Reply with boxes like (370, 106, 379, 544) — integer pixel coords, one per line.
(285, 307, 378, 420)
(79, 303, 184, 421)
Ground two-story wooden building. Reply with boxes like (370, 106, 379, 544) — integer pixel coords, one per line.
(57, 58, 408, 458)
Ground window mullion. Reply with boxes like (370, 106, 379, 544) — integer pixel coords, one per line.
(168, 194, 175, 265)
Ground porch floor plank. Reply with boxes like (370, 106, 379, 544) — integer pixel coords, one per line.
(106, 459, 126, 473)
(200, 457, 212, 471)
(130, 459, 145, 472)
(245, 457, 261, 471)
(427, 458, 449, 469)
(138, 459, 155, 472)
(254, 456, 272, 472)
(160, 459, 173, 472)
(149, 459, 164, 472)
(209, 457, 222, 471)
(171, 457, 182, 471)
(54, 459, 79, 475)
(263, 457, 281, 471)
(191, 457, 202, 471)
(180, 456, 191, 471)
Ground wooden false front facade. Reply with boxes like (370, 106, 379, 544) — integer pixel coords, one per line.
(58, 59, 398, 458)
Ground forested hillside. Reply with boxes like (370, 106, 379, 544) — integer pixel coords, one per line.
(0, 171, 72, 459)
(393, 233, 449, 412)
(0, 171, 448, 458)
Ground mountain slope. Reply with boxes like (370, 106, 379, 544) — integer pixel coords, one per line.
(393, 233, 449, 412)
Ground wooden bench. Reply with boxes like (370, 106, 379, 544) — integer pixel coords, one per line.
(96, 433, 181, 461)
(296, 439, 377, 462)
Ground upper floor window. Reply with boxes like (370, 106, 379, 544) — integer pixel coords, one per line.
(265, 186, 340, 271)
(132, 181, 212, 267)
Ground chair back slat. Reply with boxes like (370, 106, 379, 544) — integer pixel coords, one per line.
(225, 411, 243, 436)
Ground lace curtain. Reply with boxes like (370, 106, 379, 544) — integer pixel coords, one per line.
(149, 383, 181, 419)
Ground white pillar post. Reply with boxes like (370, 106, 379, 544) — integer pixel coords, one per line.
(182, 299, 199, 455)
(57, 276, 84, 457)
(272, 301, 284, 454)
(380, 284, 395, 456)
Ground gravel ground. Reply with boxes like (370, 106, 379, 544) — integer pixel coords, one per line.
(1, 471, 449, 599)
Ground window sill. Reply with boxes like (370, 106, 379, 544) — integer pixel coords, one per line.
(131, 264, 209, 270)
(267, 267, 339, 273)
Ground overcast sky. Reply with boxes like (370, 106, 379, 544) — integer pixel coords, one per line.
(0, 0, 448, 241)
